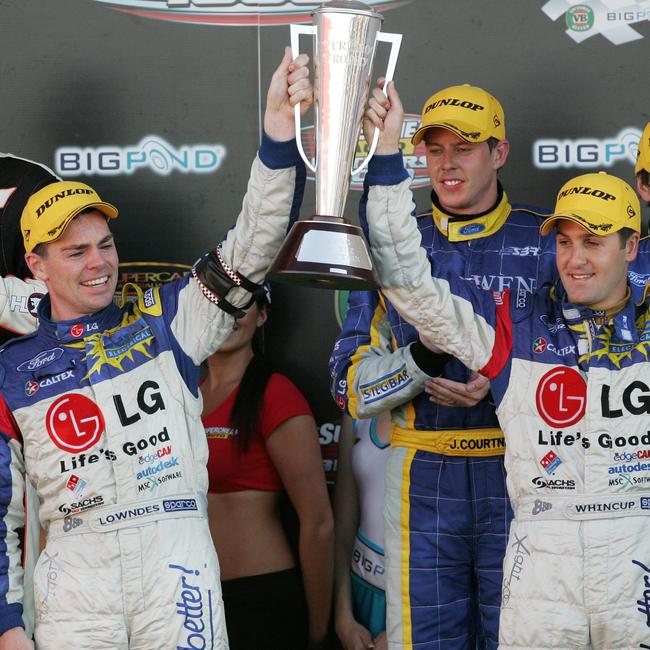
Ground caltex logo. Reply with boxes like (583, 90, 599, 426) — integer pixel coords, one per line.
(25, 380, 39, 397)
(566, 4, 594, 31)
(533, 337, 548, 353)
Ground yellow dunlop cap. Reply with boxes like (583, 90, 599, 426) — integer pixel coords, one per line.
(22, 181, 118, 252)
(540, 172, 640, 236)
(412, 84, 506, 145)
(635, 121, 650, 175)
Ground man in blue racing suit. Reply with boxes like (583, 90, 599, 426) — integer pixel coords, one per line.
(329, 81, 556, 648)
(0, 49, 311, 650)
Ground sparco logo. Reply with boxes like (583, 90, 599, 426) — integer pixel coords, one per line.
(36, 188, 93, 217)
(91, 1, 407, 26)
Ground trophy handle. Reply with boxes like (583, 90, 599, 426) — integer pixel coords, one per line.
(291, 23, 317, 173)
(351, 31, 403, 177)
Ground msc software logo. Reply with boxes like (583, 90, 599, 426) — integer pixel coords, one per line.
(92, 0, 409, 26)
(532, 127, 642, 170)
(542, 0, 650, 45)
(55, 136, 226, 177)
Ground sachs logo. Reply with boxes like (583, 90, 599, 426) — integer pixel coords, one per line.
(92, 1, 409, 26)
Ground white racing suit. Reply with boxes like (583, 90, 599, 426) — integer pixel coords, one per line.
(0, 135, 304, 649)
(365, 175, 650, 649)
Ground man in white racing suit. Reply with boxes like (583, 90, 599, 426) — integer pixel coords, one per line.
(364, 87, 650, 648)
(0, 49, 311, 650)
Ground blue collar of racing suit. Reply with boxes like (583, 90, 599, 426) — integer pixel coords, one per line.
(37, 293, 123, 342)
(553, 283, 640, 346)
(430, 181, 512, 242)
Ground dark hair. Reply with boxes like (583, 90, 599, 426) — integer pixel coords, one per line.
(618, 227, 637, 247)
(486, 137, 499, 152)
(640, 170, 650, 207)
(32, 242, 48, 257)
(640, 169, 649, 186)
(229, 294, 273, 453)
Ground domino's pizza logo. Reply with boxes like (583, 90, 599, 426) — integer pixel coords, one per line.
(535, 367, 586, 428)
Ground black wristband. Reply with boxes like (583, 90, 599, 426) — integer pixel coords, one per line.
(192, 248, 263, 318)
(410, 338, 450, 376)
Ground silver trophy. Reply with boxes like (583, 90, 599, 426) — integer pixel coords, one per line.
(267, 0, 401, 289)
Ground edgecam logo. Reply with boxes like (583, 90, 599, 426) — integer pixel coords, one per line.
(542, 0, 650, 45)
(533, 128, 642, 170)
(91, 1, 408, 26)
(55, 136, 226, 177)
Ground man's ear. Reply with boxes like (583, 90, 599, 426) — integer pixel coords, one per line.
(637, 173, 650, 203)
(625, 231, 640, 262)
(492, 139, 510, 171)
(25, 251, 48, 281)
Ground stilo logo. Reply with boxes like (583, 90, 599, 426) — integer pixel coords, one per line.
(301, 114, 432, 191)
(92, 1, 409, 26)
(536, 366, 587, 428)
(566, 4, 594, 31)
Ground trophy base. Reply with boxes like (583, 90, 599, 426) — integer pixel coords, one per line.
(267, 216, 379, 290)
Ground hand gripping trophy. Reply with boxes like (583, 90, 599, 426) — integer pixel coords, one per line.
(268, 0, 401, 289)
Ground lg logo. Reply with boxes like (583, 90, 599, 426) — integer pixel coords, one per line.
(535, 367, 586, 428)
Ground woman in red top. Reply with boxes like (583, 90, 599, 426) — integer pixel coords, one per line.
(201, 288, 334, 650)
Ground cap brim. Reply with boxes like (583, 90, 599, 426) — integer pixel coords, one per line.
(540, 211, 620, 237)
(33, 201, 119, 251)
(411, 121, 486, 146)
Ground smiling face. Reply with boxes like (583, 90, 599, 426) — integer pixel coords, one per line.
(555, 219, 638, 310)
(424, 127, 509, 215)
(25, 210, 119, 321)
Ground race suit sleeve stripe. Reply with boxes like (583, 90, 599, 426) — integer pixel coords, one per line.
(0, 397, 25, 634)
(329, 290, 435, 419)
(0, 278, 44, 337)
(168, 134, 304, 365)
(366, 177, 509, 373)
(479, 290, 513, 380)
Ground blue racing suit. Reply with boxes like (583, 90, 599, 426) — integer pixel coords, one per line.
(329, 152, 556, 649)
